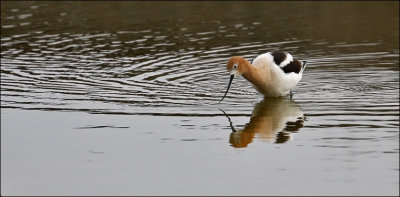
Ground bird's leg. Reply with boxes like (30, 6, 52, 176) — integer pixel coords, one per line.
(289, 90, 293, 100)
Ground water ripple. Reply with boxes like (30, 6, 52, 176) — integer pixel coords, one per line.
(1, 26, 399, 121)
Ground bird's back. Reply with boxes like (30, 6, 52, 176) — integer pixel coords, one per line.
(250, 51, 306, 96)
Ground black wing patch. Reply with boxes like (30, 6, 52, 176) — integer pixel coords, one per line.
(271, 50, 287, 66)
(281, 59, 302, 74)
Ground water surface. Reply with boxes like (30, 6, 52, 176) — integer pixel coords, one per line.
(1, 1, 399, 195)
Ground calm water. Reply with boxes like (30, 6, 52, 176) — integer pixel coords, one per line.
(1, 1, 399, 195)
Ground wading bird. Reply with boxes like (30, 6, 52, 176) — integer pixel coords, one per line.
(219, 51, 307, 102)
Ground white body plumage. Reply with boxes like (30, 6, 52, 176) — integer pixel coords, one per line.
(250, 52, 306, 97)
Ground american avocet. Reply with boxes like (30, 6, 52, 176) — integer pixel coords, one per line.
(219, 51, 307, 102)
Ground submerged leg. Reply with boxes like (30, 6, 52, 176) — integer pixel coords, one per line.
(290, 90, 293, 100)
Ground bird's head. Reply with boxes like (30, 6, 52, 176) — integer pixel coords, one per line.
(219, 56, 248, 103)
(226, 56, 247, 76)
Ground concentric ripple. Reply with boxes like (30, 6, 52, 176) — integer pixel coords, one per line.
(2, 28, 399, 118)
(1, 28, 305, 115)
(1, 1, 399, 122)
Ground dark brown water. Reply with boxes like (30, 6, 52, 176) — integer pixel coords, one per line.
(1, 1, 399, 195)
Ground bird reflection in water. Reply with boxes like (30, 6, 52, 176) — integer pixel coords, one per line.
(221, 98, 305, 148)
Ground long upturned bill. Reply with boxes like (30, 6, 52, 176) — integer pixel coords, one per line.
(219, 74, 235, 103)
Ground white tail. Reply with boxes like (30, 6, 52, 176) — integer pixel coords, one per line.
(301, 61, 307, 72)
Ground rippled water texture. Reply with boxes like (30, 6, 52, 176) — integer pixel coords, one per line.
(1, 1, 399, 195)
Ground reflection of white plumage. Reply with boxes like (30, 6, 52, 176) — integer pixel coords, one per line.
(220, 51, 307, 102)
(222, 98, 305, 148)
